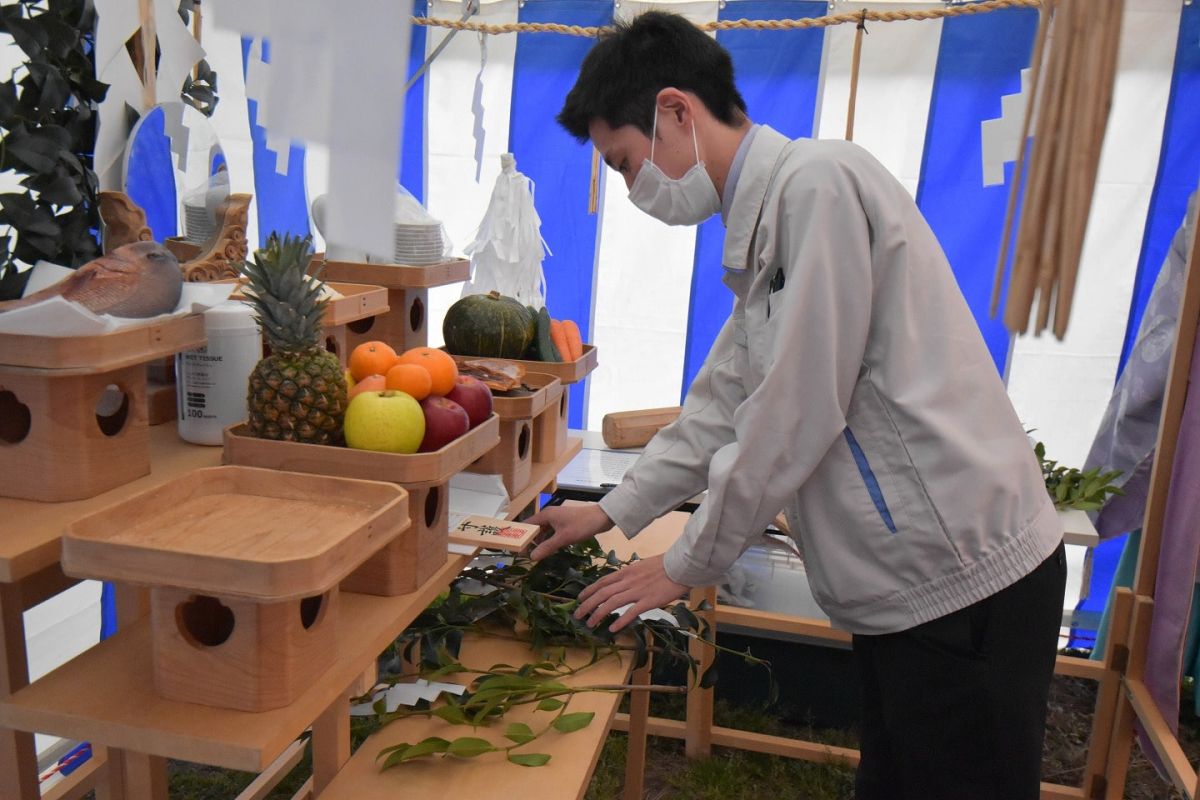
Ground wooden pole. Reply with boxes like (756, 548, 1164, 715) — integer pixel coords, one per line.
(192, 1, 203, 81)
(1054, 0, 1124, 339)
(1132, 196, 1200, 598)
(588, 147, 600, 215)
(1097, 113, 1200, 800)
(844, 11, 867, 142)
(138, 0, 157, 111)
(685, 586, 717, 759)
(1101, 596, 1154, 799)
(622, 650, 651, 800)
(1081, 587, 1134, 798)
(990, 0, 1051, 317)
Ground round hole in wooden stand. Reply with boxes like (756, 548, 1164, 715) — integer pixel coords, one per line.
(517, 422, 531, 461)
(348, 316, 375, 335)
(177, 595, 236, 648)
(300, 593, 325, 630)
(0, 390, 31, 444)
(409, 296, 425, 333)
(94, 384, 130, 437)
(324, 335, 339, 358)
(425, 484, 441, 528)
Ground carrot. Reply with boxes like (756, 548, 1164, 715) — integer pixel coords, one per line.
(549, 319, 570, 363)
(562, 319, 583, 362)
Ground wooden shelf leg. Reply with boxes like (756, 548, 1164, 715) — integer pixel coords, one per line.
(623, 651, 651, 799)
(685, 586, 717, 760)
(102, 749, 167, 800)
(1101, 595, 1155, 799)
(1082, 588, 1134, 798)
(0, 581, 39, 799)
(311, 694, 351, 795)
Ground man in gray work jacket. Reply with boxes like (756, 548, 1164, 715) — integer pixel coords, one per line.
(526, 11, 1066, 799)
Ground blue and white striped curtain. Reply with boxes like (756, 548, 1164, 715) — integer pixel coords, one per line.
(196, 0, 1199, 635)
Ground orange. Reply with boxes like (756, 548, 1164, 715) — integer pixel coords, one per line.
(349, 341, 397, 381)
(385, 363, 433, 400)
(396, 347, 458, 396)
(348, 373, 387, 401)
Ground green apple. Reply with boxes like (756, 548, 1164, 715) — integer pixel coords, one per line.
(343, 390, 425, 454)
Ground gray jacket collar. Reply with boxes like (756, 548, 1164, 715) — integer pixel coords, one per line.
(722, 125, 792, 272)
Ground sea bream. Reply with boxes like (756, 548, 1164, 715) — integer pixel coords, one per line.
(0, 241, 183, 318)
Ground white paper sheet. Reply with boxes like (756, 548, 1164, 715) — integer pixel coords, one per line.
(555, 448, 641, 491)
(153, 0, 207, 107)
(349, 679, 468, 716)
(0, 283, 235, 336)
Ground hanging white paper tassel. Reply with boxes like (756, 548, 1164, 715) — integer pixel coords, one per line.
(462, 153, 550, 308)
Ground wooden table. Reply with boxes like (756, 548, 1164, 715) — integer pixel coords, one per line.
(319, 634, 633, 800)
(1, 425, 222, 799)
(0, 425, 581, 799)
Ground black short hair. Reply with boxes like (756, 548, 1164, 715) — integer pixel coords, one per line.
(557, 11, 747, 142)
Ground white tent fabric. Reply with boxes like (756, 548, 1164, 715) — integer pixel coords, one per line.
(193, 0, 1182, 468)
(2, 1, 1193, 764)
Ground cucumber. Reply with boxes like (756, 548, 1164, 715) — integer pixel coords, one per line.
(534, 306, 562, 362)
(523, 305, 540, 359)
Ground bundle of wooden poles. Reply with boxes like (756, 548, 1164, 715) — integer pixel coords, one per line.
(994, 0, 1125, 339)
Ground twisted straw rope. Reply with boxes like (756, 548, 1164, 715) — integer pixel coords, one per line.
(412, 0, 1042, 37)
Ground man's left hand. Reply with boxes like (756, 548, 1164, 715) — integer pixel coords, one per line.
(575, 554, 690, 633)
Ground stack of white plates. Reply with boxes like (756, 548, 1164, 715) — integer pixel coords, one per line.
(184, 202, 216, 245)
(394, 223, 445, 266)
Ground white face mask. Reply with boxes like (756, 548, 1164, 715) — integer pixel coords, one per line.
(628, 108, 721, 226)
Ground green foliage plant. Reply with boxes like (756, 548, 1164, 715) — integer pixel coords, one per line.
(0, 0, 109, 299)
(1034, 440, 1124, 512)
(369, 540, 773, 769)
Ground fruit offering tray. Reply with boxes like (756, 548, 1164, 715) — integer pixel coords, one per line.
(222, 413, 500, 490)
(221, 279, 389, 328)
(61, 465, 409, 599)
(313, 255, 471, 289)
(444, 344, 598, 386)
(0, 312, 206, 372)
(489, 372, 563, 420)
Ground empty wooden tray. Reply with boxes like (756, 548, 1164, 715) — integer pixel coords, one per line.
(61, 465, 409, 601)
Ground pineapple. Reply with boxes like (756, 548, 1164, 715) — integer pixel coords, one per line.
(241, 233, 347, 444)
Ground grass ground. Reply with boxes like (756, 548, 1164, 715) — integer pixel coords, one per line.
(113, 668, 1199, 799)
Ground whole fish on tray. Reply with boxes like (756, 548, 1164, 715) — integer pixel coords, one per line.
(0, 241, 182, 318)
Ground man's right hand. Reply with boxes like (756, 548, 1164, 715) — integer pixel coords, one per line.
(526, 502, 615, 561)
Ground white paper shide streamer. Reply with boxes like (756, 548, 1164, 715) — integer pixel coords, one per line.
(462, 153, 550, 308)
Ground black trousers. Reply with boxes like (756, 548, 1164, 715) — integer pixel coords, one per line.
(853, 541, 1067, 800)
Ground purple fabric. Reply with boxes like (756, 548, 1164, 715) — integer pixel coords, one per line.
(1087, 191, 1196, 537)
(1144, 319, 1200, 744)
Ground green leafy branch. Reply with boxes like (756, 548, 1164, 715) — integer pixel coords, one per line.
(370, 540, 772, 769)
(1034, 441, 1123, 511)
(374, 669, 677, 769)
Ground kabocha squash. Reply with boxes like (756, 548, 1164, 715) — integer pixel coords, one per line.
(443, 291, 535, 359)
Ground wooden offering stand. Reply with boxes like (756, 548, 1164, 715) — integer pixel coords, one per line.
(314, 255, 470, 354)
(0, 314, 206, 501)
(220, 278, 390, 368)
(61, 465, 408, 712)
(223, 414, 500, 596)
(464, 345, 598, 465)
(467, 373, 562, 497)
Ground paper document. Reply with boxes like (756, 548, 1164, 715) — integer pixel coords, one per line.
(556, 448, 642, 490)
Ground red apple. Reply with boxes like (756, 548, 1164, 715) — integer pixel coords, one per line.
(419, 396, 470, 452)
(444, 375, 493, 429)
